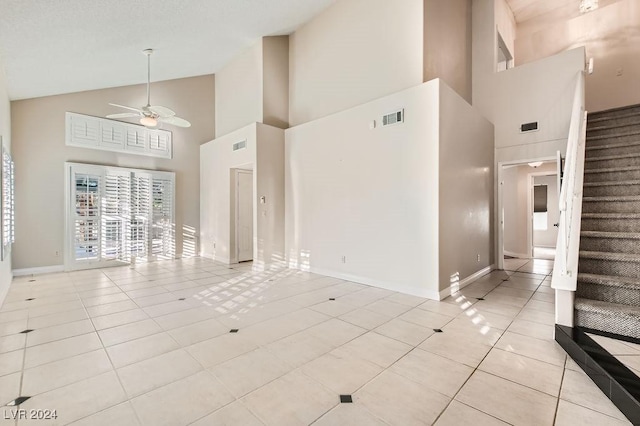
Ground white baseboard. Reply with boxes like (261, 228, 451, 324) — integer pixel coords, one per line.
(302, 266, 442, 300)
(13, 265, 65, 277)
(438, 265, 494, 300)
(504, 250, 530, 259)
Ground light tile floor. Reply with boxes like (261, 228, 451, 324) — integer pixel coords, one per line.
(0, 258, 632, 425)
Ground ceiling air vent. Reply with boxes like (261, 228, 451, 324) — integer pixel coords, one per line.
(382, 109, 404, 127)
(232, 140, 247, 151)
(520, 122, 539, 133)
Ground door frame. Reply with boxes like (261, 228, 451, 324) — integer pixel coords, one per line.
(234, 168, 254, 263)
(528, 171, 559, 258)
(497, 154, 559, 270)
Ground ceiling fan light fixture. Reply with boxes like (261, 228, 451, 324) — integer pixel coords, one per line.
(579, 0, 598, 13)
(140, 116, 158, 127)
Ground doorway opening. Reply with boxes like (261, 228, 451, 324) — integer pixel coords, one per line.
(231, 167, 254, 263)
(498, 154, 561, 270)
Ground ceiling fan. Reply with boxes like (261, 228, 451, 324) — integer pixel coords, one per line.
(106, 49, 191, 128)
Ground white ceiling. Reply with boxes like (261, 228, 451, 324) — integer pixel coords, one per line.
(0, 0, 336, 100)
(505, 0, 577, 23)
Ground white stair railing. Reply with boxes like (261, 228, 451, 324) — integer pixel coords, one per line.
(552, 71, 587, 327)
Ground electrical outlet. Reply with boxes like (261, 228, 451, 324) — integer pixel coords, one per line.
(55, 251, 59, 257)
(341, 255, 346, 264)
(477, 254, 481, 262)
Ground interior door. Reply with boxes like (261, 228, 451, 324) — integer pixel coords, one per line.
(236, 169, 253, 262)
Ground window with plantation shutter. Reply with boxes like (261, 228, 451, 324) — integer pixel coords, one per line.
(1, 147, 15, 261)
(65, 163, 174, 270)
(152, 177, 174, 260)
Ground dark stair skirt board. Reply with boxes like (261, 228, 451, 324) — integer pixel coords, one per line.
(555, 325, 640, 425)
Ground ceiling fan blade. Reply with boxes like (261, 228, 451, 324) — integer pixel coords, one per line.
(159, 116, 191, 128)
(109, 103, 144, 113)
(106, 112, 141, 119)
(148, 105, 175, 117)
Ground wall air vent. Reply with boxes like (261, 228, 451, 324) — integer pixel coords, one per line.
(520, 122, 539, 133)
(382, 109, 404, 127)
(232, 140, 247, 151)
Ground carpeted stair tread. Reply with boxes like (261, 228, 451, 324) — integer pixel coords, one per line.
(578, 273, 640, 290)
(587, 122, 640, 132)
(582, 212, 640, 219)
(574, 298, 640, 339)
(584, 165, 640, 174)
(586, 141, 640, 152)
(584, 180, 640, 187)
(577, 273, 640, 306)
(575, 298, 640, 318)
(589, 111, 640, 123)
(581, 231, 640, 239)
(579, 250, 640, 262)
(585, 153, 640, 162)
(587, 130, 640, 141)
(582, 195, 640, 202)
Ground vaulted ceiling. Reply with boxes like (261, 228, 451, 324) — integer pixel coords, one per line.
(0, 0, 336, 100)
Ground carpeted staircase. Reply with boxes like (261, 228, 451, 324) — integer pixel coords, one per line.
(576, 104, 640, 340)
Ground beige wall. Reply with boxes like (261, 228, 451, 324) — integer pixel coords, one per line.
(215, 42, 263, 138)
(200, 123, 284, 268)
(438, 82, 494, 293)
(289, 0, 424, 126)
(263, 36, 290, 130)
(424, 0, 472, 103)
(0, 53, 11, 303)
(11, 75, 215, 270)
(200, 124, 256, 263)
(515, 0, 640, 112)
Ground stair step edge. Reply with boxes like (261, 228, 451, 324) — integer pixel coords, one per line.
(587, 131, 640, 141)
(586, 153, 640, 161)
(584, 180, 640, 187)
(583, 195, 640, 201)
(588, 122, 640, 131)
(578, 273, 640, 288)
(575, 298, 640, 316)
(586, 141, 640, 150)
(581, 231, 640, 239)
(580, 250, 640, 261)
(584, 166, 640, 173)
(582, 213, 640, 218)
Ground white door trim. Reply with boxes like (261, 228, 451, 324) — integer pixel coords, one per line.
(497, 154, 558, 270)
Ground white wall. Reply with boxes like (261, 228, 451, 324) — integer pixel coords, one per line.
(0, 53, 11, 304)
(515, 0, 640, 112)
(492, 48, 585, 163)
(289, 0, 424, 126)
(215, 42, 263, 138)
(439, 82, 494, 293)
(11, 75, 215, 271)
(200, 124, 256, 263)
(286, 81, 440, 298)
(256, 124, 285, 269)
(200, 122, 284, 268)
